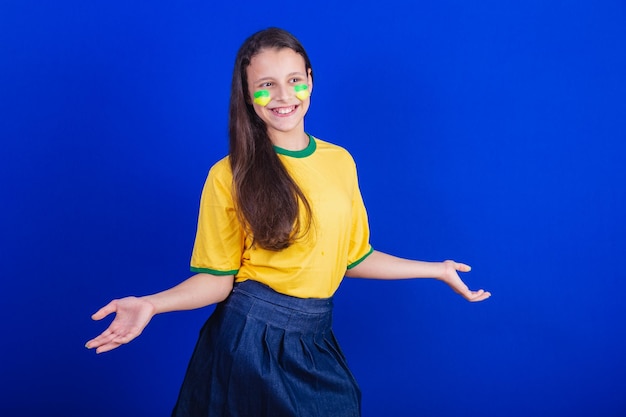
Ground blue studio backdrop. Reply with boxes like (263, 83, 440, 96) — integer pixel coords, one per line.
(2, 1, 625, 416)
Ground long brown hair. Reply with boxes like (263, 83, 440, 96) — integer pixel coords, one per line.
(229, 28, 313, 251)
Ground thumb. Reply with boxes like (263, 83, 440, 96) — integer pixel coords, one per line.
(91, 300, 118, 321)
(454, 262, 471, 273)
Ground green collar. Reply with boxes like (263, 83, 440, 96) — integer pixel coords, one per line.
(274, 134, 316, 158)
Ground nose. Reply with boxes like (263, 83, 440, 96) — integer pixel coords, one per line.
(274, 83, 292, 102)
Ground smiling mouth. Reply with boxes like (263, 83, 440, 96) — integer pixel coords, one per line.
(271, 105, 297, 115)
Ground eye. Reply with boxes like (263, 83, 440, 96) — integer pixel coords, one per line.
(290, 78, 301, 83)
(260, 82, 273, 88)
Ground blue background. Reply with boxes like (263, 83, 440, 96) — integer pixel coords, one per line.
(2, 1, 625, 416)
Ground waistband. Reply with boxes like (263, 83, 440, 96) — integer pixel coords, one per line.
(224, 279, 334, 333)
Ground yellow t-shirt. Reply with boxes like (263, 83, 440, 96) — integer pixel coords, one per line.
(190, 136, 373, 298)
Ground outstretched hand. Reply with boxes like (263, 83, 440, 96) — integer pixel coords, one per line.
(85, 296, 156, 354)
(441, 260, 491, 302)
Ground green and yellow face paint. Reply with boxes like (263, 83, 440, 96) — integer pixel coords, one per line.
(294, 84, 310, 101)
(253, 90, 271, 106)
(253, 84, 309, 106)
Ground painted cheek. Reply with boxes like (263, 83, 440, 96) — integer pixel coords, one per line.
(294, 84, 310, 101)
(253, 90, 271, 106)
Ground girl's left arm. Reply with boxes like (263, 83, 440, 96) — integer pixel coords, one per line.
(344, 250, 491, 302)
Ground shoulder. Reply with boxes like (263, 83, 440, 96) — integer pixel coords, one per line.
(200, 156, 232, 196)
(312, 136, 357, 167)
(207, 156, 232, 181)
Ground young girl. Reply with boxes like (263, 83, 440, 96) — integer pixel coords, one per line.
(86, 27, 491, 417)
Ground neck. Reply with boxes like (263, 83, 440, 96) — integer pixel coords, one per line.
(269, 129, 309, 151)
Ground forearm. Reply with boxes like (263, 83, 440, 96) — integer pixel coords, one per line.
(345, 250, 447, 280)
(142, 273, 234, 314)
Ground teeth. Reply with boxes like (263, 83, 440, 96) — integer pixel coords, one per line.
(273, 106, 295, 114)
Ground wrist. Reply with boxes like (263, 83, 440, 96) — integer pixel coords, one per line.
(139, 295, 159, 315)
(439, 260, 454, 282)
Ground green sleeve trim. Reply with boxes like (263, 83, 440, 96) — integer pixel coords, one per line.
(347, 246, 374, 269)
(190, 266, 238, 276)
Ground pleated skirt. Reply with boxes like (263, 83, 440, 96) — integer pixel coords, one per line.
(171, 279, 361, 417)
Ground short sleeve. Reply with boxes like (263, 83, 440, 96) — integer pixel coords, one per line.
(190, 159, 244, 275)
(346, 166, 373, 269)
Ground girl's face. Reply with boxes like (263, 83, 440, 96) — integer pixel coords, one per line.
(247, 48, 313, 147)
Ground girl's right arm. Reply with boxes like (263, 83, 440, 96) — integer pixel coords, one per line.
(85, 273, 234, 354)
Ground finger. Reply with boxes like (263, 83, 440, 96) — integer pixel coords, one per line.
(106, 325, 141, 345)
(467, 290, 491, 302)
(86, 332, 129, 350)
(466, 289, 484, 300)
(95, 330, 139, 352)
(455, 262, 472, 273)
(85, 329, 112, 347)
(114, 332, 137, 345)
(86, 322, 135, 347)
(91, 300, 118, 321)
(85, 329, 117, 349)
(95, 341, 122, 354)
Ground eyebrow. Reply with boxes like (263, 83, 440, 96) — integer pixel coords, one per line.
(253, 71, 307, 84)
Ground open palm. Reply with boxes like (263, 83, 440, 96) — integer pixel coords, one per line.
(86, 296, 156, 353)
(442, 260, 491, 302)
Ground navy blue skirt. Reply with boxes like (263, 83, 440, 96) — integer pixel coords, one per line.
(171, 280, 361, 417)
